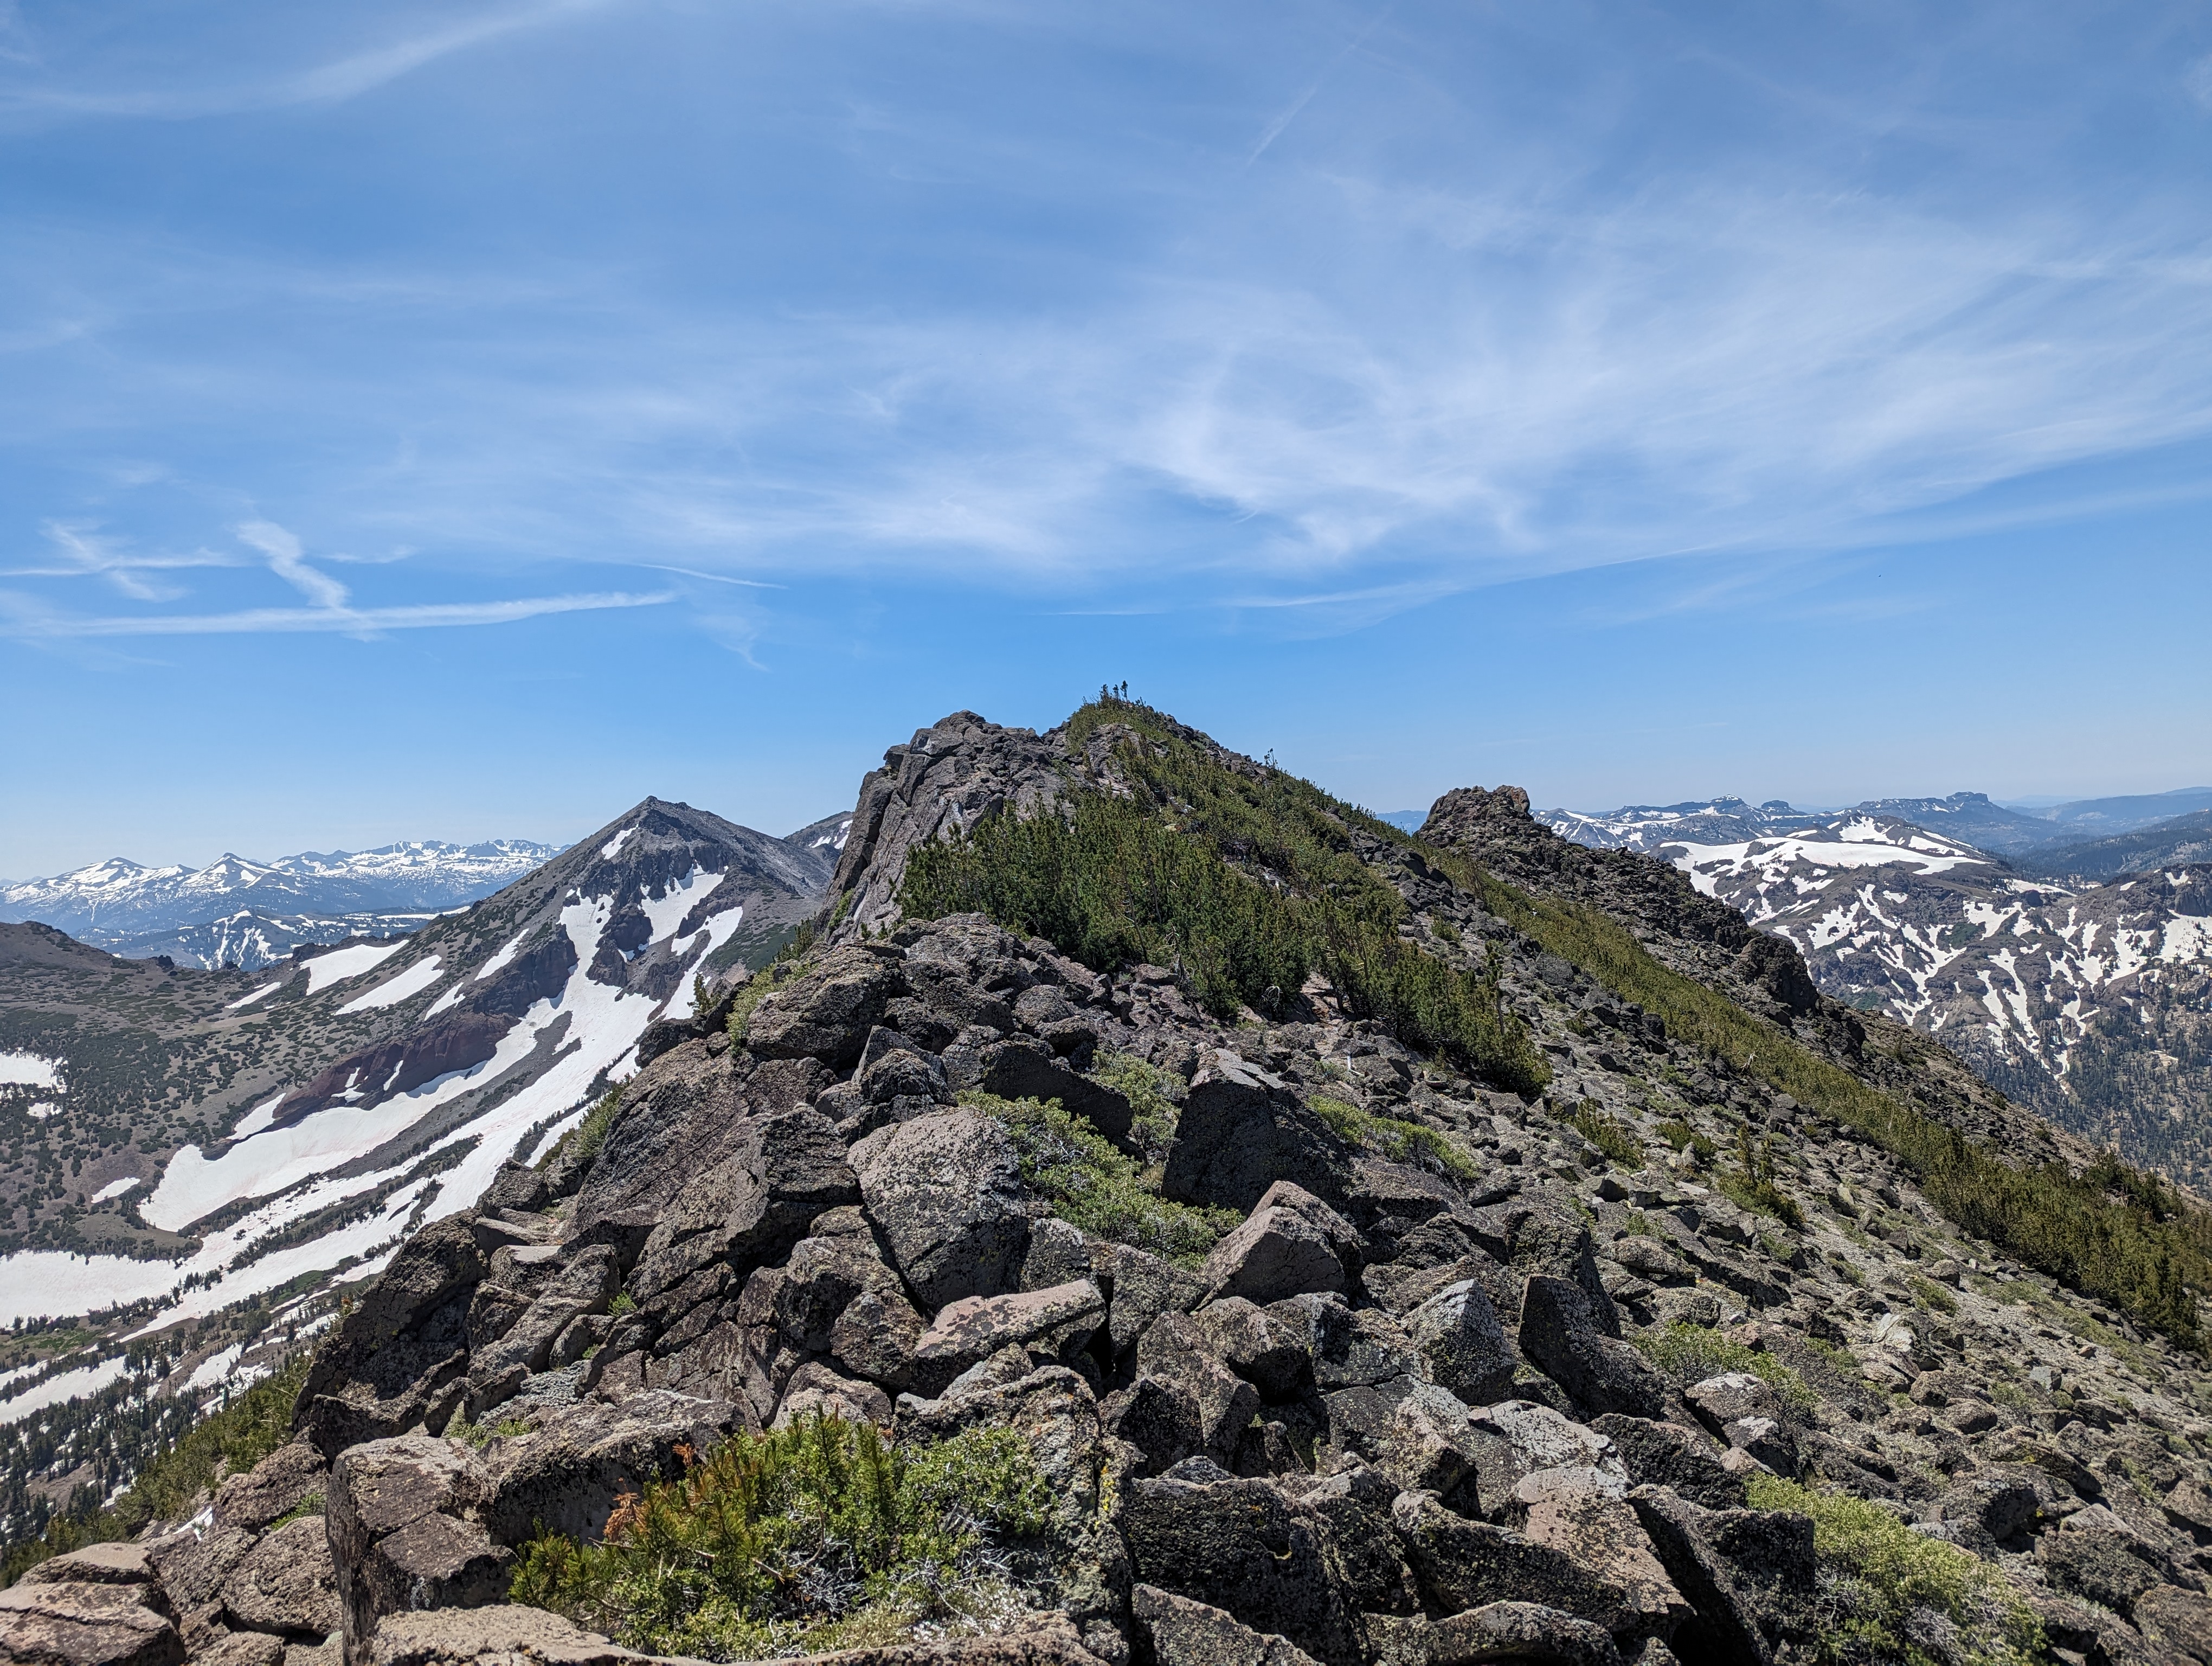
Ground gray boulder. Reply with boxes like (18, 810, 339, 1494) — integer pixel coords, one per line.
(1517, 1277, 1667, 1419)
(475, 1391, 740, 1546)
(1122, 1471, 1360, 1666)
(972, 1040, 1134, 1143)
(0, 1579, 183, 1666)
(1097, 1244, 1206, 1363)
(1200, 1184, 1359, 1305)
(1590, 1417, 1746, 1510)
(1404, 1279, 1516, 1406)
(1626, 1488, 1814, 1666)
(2035, 1524, 2163, 1618)
(213, 1443, 329, 1535)
(1266, 1295, 1418, 1391)
(855, 1109, 1031, 1309)
(1129, 1584, 1321, 1666)
(1102, 1377, 1206, 1476)
(1191, 1298, 1311, 1401)
(1390, 1490, 1645, 1637)
(1424, 1603, 1625, 1666)
(1136, 1312, 1265, 1464)
(326, 1437, 509, 1666)
(909, 1280, 1106, 1395)
(220, 1518, 339, 1639)
(1161, 1060, 1348, 1212)
(743, 945, 907, 1068)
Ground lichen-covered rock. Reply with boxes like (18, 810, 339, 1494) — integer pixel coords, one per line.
(910, 1280, 1105, 1395)
(1200, 1185, 1359, 1305)
(1160, 1058, 1348, 1213)
(1389, 1491, 1647, 1638)
(474, 1390, 741, 1545)
(1402, 1279, 1515, 1406)
(855, 1109, 1031, 1309)
(1516, 1277, 1667, 1420)
(213, 1443, 330, 1535)
(327, 1436, 510, 1666)
(744, 946, 908, 1068)
(221, 1517, 340, 1639)
(0, 1579, 184, 1666)
(1129, 1584, 1320, 1666)
(1626, 1488, 1814, 1666)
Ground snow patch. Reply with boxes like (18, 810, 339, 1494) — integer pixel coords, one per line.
(227, 981, 285, 1010)
(0, 1051, 64, 1090)
(301, 940, 405, 994)
(88, 1177, 142, 1204)
(0, 1357, 131, 1426)
(601, 827, 637, 861)
(337, 955, 445, 1015)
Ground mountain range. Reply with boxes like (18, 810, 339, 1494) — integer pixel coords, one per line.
(0, 842, 568, 971)
(1544, 794, 2212, 1188)
(4, 702, 2209, 1666)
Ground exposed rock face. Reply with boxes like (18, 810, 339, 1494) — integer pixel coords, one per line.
(33, 704, 2212, 1666)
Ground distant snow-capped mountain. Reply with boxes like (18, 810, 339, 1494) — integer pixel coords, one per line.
(1545, 794, 2212, 1187)
(0, 840, 564, 967)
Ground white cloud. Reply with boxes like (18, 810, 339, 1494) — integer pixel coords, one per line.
(0, 589, 673, 638)
(235, 519, 350, 609)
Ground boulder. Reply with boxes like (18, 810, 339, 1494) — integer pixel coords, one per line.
(1265, 1296, 1418, 1391)
(1626, 1488, 1814, 1666)
(213, 1443, 330, 1535)
(1403, 1280, 1516, 1406)
(1122, 1471, 1360, 1666)
(774, 1361, 893, 1428)
(1160, 1061, 1348, 1213)
(1423, 1603, 1625, 1666)
(1517, 1277, 1667, 1419)
(1461, 1203, 1619, 1334)
(629, 1108, 859, 1307)
(1102, 1376, 1206, 1475)
(743, 946, 908, 1068)
(362, 1607, 646, 1666)
(0, 1580, 183, 1666)
(475, 1390, 741, 1546)
(1589, 1417, 1745, 1511)
(1390, 1491, 1644, 1637)
(566, 1040, 750, 1245)
(295, 1218, 484, 1456)
(1682, 1374, 1782, 1433)
(910, 1280, 1107, 1395)
(1191, 1299, 1312, 1401)
(972, 1040, 1134, 1143)
(1519, 1486, 1689, 1642)
(1607, 1238, 1693, 1287)
(1471, 1401, 1629, 1501)
(326, 1436, 509, 1666)
(2134, 1584, 2212, 1664)
(1128, 1584, 1321, 1666)
(2035, 1524, 2163, 1618)
(1096, 1245, 1206, 1363)
(1135, 1313, 1264, 1465)
(1200, 1185, 1359, 1305)
(1379, 1381, 1486, 1502)
(854, 1110, 1031, 1309)
(220, 1517, 339, 1639)
(13, 1546, 158, 1592)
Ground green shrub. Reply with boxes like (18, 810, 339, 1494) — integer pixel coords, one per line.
(1632, 1324, 1816, 1419)
(3, 1355, 308, 1587)
(1308, 1097, 1478, 1181)
(1714, 1131, 1805, 1229)
(1431, 917, 1461, 945)
(511, 1415, 1051, 1662)
(1657, 1118, 1716, 1163)
(1909, 1276, 1959, 1316)
(540, 1086, 621, 1174)
(1567, 1101, 1643, 1168)
(962, 1092, 1237, 1265)
(1747, 1476, 2044, 1666)
(1085, 1051, 1182, 1163)
(725, 955, 809, 1041)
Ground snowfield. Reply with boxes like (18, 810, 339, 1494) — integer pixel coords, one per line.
(0, 1050, 64, 1090)
(300, 940, 405, 993)
(337, 954, 445, 1014)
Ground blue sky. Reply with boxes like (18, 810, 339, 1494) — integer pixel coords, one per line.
(4, 1, 2211, 875)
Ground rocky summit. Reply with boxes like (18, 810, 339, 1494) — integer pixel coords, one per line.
(5, 698, 2212, 1666)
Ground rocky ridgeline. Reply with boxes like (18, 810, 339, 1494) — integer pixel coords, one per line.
(7, 710, 2212, 1666)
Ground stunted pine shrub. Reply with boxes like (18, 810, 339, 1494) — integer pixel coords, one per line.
(1567, 1101, 1643, 1168)
(1747, 1476, 2044, 1666)
(962, 1091, 1236, 1266)
(511, 1417, 1052, 1663)
(1309, 1096, 1478, 1182)
(1633, 1324, 1816, 1419)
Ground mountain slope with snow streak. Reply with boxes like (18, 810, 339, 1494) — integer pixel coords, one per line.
(1549, 798, 2212, 1188)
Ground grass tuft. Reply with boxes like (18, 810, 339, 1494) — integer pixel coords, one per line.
(1632, 1323, 1817, 1419)
(1567, 1101, 1643, 1168)
(1308, 1096, 1479, 1181)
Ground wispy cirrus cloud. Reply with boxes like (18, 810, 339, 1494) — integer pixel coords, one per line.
(0, 0, 619, 121)
(0, 589, 672, 638)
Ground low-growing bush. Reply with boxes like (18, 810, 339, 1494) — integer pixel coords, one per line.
(962, 1091, 1237, 1265)
(1910, 1276, 1959, 1316)
(1308, 1097, 1478, 1182)
(1747, 1475, 2045, 1666)
(512, 1416, 1052, 1662)
(725, 955, 809, 1041)
(540, 1086, 621, 1174)
(1633, 1324, 1817, 1419)
(1085, 1052, 1181, 1163)
(1715, 1131, 1805, 1229)
(1567, 1101, 1642, 1168)
(1657, 1118, 1716, 1163)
